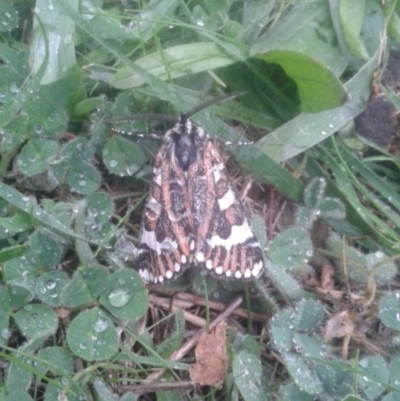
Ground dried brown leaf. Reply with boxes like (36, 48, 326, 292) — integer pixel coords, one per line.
(189, 321, 228, 387)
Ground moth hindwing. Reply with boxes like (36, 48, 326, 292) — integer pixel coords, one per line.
(137, 115, 264, 284)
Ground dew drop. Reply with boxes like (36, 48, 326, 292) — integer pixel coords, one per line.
(108, 287, 132, 307)
(93, 317, 108, 333)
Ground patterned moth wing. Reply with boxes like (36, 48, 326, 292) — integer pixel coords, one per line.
(137, 117, 264, 283)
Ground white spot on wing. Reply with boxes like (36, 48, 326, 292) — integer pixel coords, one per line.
(235, 271, 242, 279)
(215, 266, 223, 275)
(174, 263, 181, 272)
(153, 168, 162, 186)
(181, 255, 187, 264)
(252, 261, 263, 277)
(207, 221, 254, 250)
(212, 163, 224, 183)
(244, 268, 251, 278)
(146, 196, 161, 216)
(217, 189, 236, 211)
(195, 252, 205, 262)
(166, 270, 173, 279)
(140, 229, 178, 255)
(206, 260, 213, 269)
(139, 269, 151, 283)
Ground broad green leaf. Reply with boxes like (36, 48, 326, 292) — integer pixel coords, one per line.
(292, 299, 323, 331)
(30, 0, 79, 85)
(0, 183, 91, 241)
(0, 284, 33, 312)
(4, 391, 33, 401)
(66, 162, 101, 195)
(13, 304, 58, 339)
(111, 43, 245, 89)
(233, 349, 265, 401)
(339, 0, 368, 60)
(102, 136, 145, 176)
(17, 140, 58, 177)
(379, 292, 400, 330)
(268, 228, 313, 269)
(303, 177, 327, 208)
(257, 50, 378, 162)
(255, 51, 348, 113)
(44, 378, 90, 401)
(86, 192, 113, 224)
(269, 308, 295, 352)
(283, 351, 324, 394)
(358, 356, 387, 400)
(0, 244, 30, 263)
(0, 308, 9, 346)
(0, 3, 18, 32)
(365, 251, 397, 285)
(36, 346, 74, 376)
(279, 383, 314, 401)
(36, 271, 70, 307)
(99, 269, 147, 321)
(61, 265, 109, 308)
(66, 307, 118, 361)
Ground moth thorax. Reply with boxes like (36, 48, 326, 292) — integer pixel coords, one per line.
(174, 133, 197, 170)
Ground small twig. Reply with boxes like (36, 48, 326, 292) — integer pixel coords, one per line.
(148, 288, 268, 323)
(139, 296, 243, 391)
(116, 380, 196, 393)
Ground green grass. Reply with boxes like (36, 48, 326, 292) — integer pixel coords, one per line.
(1, 1, 400, 400)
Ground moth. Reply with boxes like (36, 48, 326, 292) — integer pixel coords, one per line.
(124, 96, 265, 284)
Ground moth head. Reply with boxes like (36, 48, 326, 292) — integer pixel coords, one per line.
(168, 117, 199, 171)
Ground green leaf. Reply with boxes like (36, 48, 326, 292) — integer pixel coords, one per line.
(0, 308, 10, 346)
(283, 351, 324, 394)
(268, 228, 313, 269)
(66, 162, 101, 195)
(44, 378, 90, 401)
(0, 183, 90, 242)
(5, 353, 33, 394)
(269, 308, 295, 352)
(74, 96, 106, 116)
(358, 356, 387, 400)
(0, 3, 18, 32)
(17, 140, 58, 177)
(4, 392, 33, 401)
(233, 349, 265, 401)
(102, 136, 145, 177)
(303, 177, 327, 208)
(256, 51, 348, 113)
(318, 197, 346, 220)
(13, 304, 58, 339)
(378, 292, 400, 330)
(66, 307, 118, 361)
(0, 244, 30, 263)
(61, 265, 109, 308)
(279, 383, 315, 401)
(36, 271, 70, 307)
(28, 230, 62, 268)
(0, 284, 33, 312)
(339, 0, 368, 60)
(111, 42, 244, 89)
(86, 192, 113, 224)
(36, 346, 74, 376)
(292, 299, 323, 331)
(257, 49, 378, 162)
(99, 269, 147, 321)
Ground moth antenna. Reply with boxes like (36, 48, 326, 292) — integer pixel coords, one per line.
(184, 92, 246, 120)
(107, 114, 178, 124)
